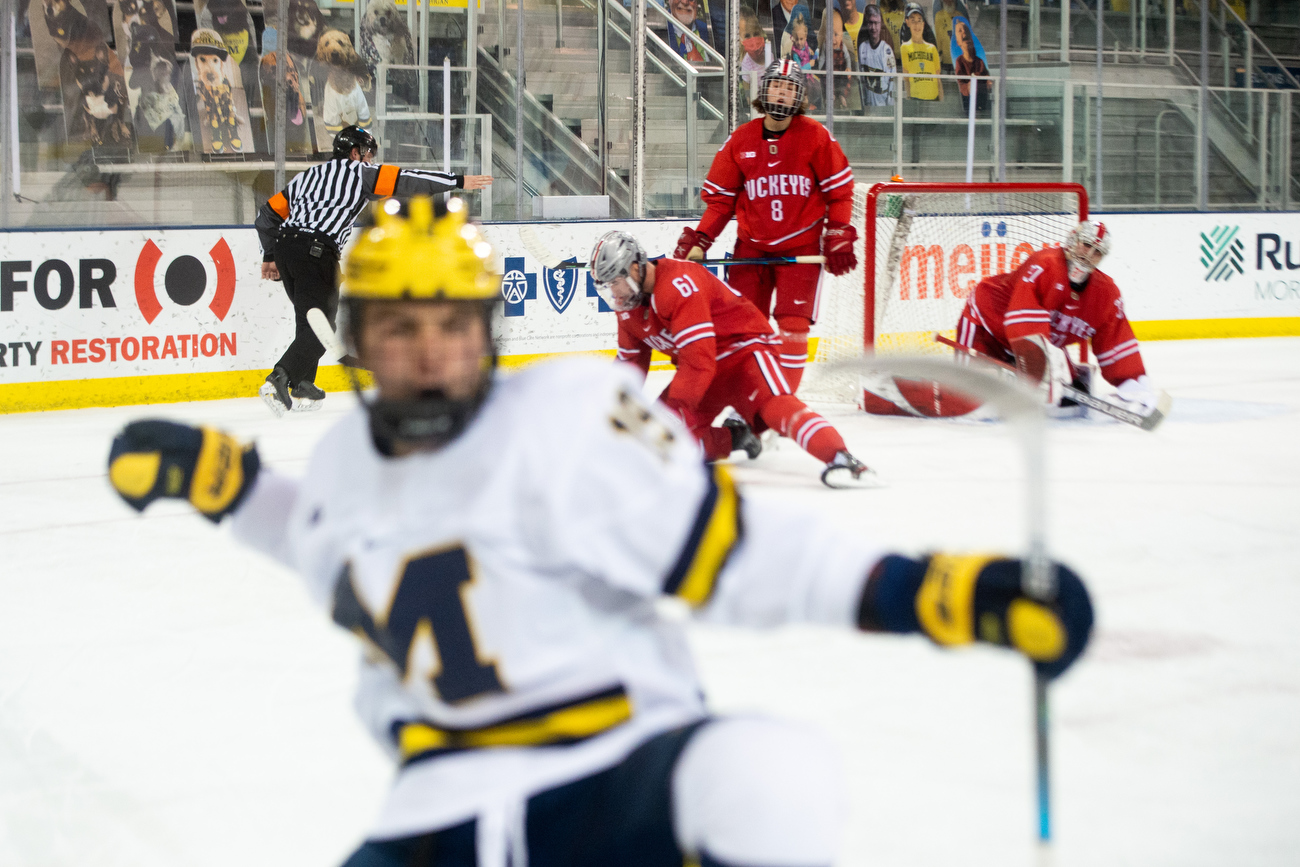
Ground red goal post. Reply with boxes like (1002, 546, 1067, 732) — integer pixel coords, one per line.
(862, 182, 1089, 353)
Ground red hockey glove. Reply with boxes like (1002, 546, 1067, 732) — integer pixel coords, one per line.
(821, 222, 858, 276)
(673, 227, 713, 261)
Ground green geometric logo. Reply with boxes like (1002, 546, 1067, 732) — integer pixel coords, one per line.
(1201, 226, 1244, 282)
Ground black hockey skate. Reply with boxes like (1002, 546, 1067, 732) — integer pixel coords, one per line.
(259, 367, 292, 417)
(820, 451, 883, 489)
(723, 416, 762, 459)
(290, 379, 326, 413)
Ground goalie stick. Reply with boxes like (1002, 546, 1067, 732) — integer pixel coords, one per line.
(933, 333, 1172, 432)
(517, 226, 825, 270)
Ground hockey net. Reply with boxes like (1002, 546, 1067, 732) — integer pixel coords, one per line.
(803, 182, 1088, 405)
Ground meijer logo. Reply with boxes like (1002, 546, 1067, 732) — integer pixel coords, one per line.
(1200, 226, 1244, 282)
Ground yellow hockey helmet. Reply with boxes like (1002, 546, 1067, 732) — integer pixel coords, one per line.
(341, 196, 501, 302)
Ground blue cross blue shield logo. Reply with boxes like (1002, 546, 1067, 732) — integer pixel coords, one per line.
(586, 273, 612, 313)
(501, 257, 536, 317)
(543, 260, 580, 314)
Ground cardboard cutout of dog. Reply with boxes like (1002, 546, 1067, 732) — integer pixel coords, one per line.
(29, 0, 106, 89)
(129, 32, 188, 152)
(60, 38, 135, 148)
(311, 29, 371, 142)
(360, 0, 415, 105)
(259, 44, 315, 154)
(188, 27, 253, 154)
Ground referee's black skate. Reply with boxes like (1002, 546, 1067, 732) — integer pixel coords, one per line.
(260, 367, 292, 417)
(290, 380, 326, 413)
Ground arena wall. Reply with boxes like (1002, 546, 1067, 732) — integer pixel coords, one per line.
(1, 213, 1297, 413)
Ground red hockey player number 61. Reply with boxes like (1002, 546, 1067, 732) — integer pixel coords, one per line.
(673, 276, 700, 297)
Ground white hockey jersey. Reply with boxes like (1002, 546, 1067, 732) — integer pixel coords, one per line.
(231, 358, 885, 841)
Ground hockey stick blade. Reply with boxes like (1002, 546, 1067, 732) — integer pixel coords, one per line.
(518, 225, 564, 269)
(308, 307, 348, 361)
(933, 333, 1170, 432)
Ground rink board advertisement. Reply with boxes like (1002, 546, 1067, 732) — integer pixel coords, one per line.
(1099, 213, 1300, 336)
(1, 212, 1297, 413)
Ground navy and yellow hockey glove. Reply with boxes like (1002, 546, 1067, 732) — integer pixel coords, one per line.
(108, 420, 260, 523)
(857, 553, 1093, 679)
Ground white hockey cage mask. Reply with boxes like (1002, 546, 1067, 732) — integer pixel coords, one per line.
(1064, 220, 1111, 284)
(589, 230, 649, 312)
(760, 59, 806, 120)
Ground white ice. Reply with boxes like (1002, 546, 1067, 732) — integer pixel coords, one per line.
(1, 337, 1297, 867)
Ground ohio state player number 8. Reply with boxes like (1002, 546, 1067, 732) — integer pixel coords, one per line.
(771, 200, 784, 222)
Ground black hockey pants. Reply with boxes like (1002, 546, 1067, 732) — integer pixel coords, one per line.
(272, 227, 339, 387)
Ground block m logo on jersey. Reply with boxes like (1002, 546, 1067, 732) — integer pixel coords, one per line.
(543, 261, 580, 314)
(1201, 225, 1244, 282)
(501, 257, 536, 317)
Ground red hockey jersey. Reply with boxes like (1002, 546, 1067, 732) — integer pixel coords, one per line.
(696, 116, 854, 252)
(616, 259, 779, 410)
(968, 247, 1146, 385)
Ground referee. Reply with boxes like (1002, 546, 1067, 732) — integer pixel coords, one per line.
(255, 125, 493, 414)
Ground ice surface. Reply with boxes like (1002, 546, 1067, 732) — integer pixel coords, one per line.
(1, 338, 1297, 867)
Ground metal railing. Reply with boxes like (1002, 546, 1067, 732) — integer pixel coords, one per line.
(1, 0, 1295, 231)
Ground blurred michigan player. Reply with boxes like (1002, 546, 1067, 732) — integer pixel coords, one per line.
(109, 196, 1093, 867)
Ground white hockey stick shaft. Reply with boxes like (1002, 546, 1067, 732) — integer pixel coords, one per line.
(832, 355, 1055, 862)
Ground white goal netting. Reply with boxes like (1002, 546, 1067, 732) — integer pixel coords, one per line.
(803, 184, 1086, 405)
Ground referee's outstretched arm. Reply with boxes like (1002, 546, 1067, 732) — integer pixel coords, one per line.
(256, 127, 493, 281)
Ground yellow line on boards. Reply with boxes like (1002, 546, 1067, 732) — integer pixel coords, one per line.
(5, 321, 1295, 413)
(0, 366, 372, 414)
(1129, 317, 1300, 340)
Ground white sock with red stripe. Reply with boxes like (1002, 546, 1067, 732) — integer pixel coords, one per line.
(760, 395, 846, 464)
(775, 317, 810, 393)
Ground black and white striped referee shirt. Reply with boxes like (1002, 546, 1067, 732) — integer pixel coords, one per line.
(255, 158, 462, 260)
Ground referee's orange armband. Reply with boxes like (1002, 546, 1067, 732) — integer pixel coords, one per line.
(374, 165, 400, 197)
(268, 192, 290, 219)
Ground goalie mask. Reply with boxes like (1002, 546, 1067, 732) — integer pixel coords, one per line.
(589, 230, 649, 312)
(1063, 220, 1110, 284)
(340, 196, 502, 454)
(759, 59, 806, 120)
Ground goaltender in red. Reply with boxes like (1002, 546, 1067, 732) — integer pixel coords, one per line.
(955, 220, 1162, 413)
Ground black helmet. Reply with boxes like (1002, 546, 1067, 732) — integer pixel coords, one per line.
(333, 125, 377, 160)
